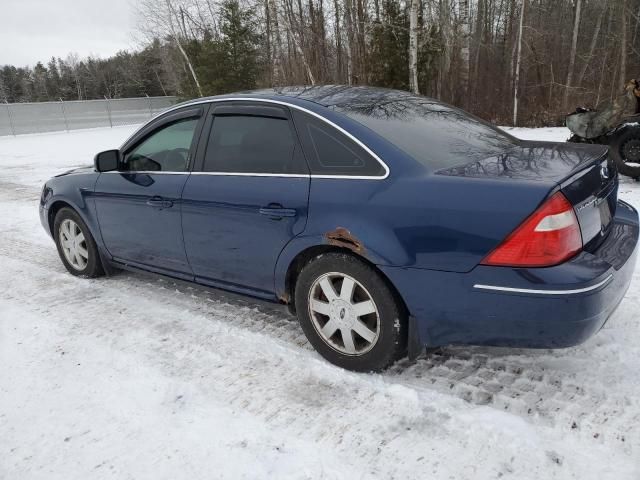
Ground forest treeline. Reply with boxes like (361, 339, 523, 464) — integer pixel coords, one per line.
(0, 0, 638, 126)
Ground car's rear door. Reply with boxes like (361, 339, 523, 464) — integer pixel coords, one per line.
(181, 102, 310, 298)
(94, 105, 206, 278)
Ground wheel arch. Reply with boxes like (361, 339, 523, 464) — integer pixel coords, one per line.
(46, 198, 116, 275)
(46, 194, 101, 240)
(280, 244, 409, 320)
(47, 200, 75, 236)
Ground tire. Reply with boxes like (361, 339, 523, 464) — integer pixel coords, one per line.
(53, 207, 104, 278)
(294, 252, 407, 372)
(610, 127, 640, 179)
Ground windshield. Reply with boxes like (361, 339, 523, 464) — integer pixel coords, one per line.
(332, 93, 520, 170)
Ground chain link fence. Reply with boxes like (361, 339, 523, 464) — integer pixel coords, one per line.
(0, 96, 179, 136)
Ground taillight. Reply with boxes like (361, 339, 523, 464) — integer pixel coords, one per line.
(481, 192, 582, 267)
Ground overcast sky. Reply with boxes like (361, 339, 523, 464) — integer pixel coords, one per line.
(0, 0, 137, 67)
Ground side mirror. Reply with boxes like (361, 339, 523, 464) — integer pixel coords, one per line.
(94, 149, 120, 172)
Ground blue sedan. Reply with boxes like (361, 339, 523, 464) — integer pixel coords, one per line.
(39, 86, 639, 372)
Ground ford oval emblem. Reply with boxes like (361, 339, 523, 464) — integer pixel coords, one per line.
(600, 165, 610, 180)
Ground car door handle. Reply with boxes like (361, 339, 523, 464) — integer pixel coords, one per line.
(147, 197, 173, 209)
(259, 205, 297, 218)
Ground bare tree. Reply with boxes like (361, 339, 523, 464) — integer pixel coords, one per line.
(459, 0, 471, 100)
(620, 0, 628, 90)
(344, 0, 355, 84)
(513, 0, 525, 126)
(281, 0, 316, 84)
(578, 0, 608, 88)
(65, 54, 83, 100)
(66, 0, 640, 125)
(409, 0, 420, 94)
(437, 0, 454, 101)
(164, 0, 203, 97)
(563, 0, 583, 111)
(135, 0, 204, 97)
(334, 0, 344, 83)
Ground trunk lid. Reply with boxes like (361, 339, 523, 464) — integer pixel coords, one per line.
(514, 141, 617, 251)
(437, 140, 617, 251)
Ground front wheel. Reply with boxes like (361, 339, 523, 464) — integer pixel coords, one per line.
(53, 207, 104, 278)
(294, 253, 407, 372)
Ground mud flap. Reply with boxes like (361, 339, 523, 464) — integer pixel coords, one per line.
(98, 246, 118, 276)
(407, 315, 425, 360)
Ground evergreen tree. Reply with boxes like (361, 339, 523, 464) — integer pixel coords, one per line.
(46, 57, 61, 99)
(32, 62, 49, 101)
(219, 0, 261, 92)
(368, 0, 409, 91)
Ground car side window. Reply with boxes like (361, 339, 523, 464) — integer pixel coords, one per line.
(202, 115, 306, 174)
(292, 110, 386, 177)
(122, 118, 199, 172)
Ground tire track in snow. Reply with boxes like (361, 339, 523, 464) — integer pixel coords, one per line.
(1, 225, 638, 457)
(1, 255, 632, 479)
(0, 181, 39, 202)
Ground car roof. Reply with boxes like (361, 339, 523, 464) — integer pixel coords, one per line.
(158, 86, 499, 177)
(174, 85, 443, 111)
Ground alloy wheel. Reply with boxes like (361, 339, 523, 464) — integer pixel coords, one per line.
(59, 219, 89, 270)
(308, 272, 380, 356)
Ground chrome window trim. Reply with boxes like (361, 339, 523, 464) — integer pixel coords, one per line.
(119, 97, 390, 180)
(191, 172, 310, 178)
(101, 170, 388, 180)
(102, 171, 310, 178)
(473, 275, 613, 295)
(102, 171, 189, 175)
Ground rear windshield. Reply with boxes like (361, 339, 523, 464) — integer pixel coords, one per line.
(334, 95, 520, 170)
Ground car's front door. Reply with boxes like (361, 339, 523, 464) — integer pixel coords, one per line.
(181, 102, 310, 298)
(94, 106, 206, 278)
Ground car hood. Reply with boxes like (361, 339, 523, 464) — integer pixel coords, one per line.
(436, 141, 608, 184)
(55, 165, 95, 177)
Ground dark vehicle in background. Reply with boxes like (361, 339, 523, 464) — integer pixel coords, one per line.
(569, 113, 640, 179)
(567, 79, 640, 179)
(40, 86, 639, 372)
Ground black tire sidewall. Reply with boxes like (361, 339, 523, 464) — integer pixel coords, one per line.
(295, 253, 407, 372)
(53, 207, 103, 278)
(611, 128, 640, 178)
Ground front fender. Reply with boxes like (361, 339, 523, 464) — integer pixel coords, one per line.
(41, 173, 102, 248)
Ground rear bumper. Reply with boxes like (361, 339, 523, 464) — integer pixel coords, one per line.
(381, 200, 639, 349)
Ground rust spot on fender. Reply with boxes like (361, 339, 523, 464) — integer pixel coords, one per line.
(325, 227, 365, 254)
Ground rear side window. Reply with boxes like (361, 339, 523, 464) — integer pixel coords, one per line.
(334, 96, 519, 170)
(203, 115, 306, 174)
(293, 111, 386, 177)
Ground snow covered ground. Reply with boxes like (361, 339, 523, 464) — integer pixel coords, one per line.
(1, 126, 639, 480)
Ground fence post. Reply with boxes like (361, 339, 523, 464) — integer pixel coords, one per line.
(146, 94, 153, 118)
(4, 101, 16, 136)
(59, 98, 69, 132)
(104, 96, 113, 128)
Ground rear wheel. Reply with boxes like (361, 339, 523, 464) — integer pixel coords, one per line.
(621, 137, 640, 163)
(610, 128, 640, 179)
(53, 207, 104, 278)
(294, 253, 407, 372)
